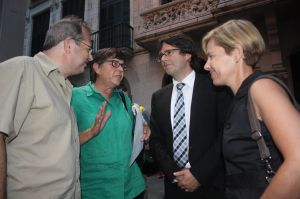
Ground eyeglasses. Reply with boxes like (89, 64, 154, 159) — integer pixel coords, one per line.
(73, 38, 93, 54)
(106, 60, 127, 70)
(157, 48, 180, 62)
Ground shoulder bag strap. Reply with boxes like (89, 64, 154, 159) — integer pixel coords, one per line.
(119, 91, 128, 112)
(247, 74, 300, 183)
(247, 93, 270, 160)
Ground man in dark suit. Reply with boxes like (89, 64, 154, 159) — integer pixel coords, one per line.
(149, 35, 229, 199)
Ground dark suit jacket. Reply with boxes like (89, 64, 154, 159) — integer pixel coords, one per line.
(149, 72, 230, 199)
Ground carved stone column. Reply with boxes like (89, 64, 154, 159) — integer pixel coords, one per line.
(84, 0, 100, 32)
(49, 0, 62, 25)
(23, 10, 32, 56)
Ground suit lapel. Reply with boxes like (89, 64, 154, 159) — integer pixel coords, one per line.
(190, 73, 204, 137)
(164, 85, 174, 148)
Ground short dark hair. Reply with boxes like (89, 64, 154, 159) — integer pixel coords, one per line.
(43, 15, 91, 50)
(90, 47, 132, 82)
(159, 34, 205, 72)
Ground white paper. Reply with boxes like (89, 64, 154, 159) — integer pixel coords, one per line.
(130, 104, 144, 166)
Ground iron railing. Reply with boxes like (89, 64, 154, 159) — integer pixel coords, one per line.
(91, 23, 133, 52)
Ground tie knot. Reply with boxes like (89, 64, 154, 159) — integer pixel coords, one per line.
(176, 83, 185, 91)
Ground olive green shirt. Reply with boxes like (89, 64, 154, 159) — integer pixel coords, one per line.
(0, 52, 80, 199)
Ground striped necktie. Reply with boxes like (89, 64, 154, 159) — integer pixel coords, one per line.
(173, 83, 188, 168)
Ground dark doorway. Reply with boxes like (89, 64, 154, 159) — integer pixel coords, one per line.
(0, 0, 3, 22)
(100, 0, 129, 28)
(290, 50, 300, 103)
(62, 0, 85, 18)
(161, 0, 173, 4)
(96, 0, 131, 49)
(31, 9, 50, 56)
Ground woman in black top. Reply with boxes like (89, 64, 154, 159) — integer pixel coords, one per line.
(201, 19, 300, 199)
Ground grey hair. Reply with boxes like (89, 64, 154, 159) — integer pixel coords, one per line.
(43, 16, 91, 50)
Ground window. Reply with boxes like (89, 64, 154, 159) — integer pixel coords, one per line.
(62, 0, 85, 18)
(95, 0, 132, 49)
(161, 0, 173, 4)
(100, 0, 129, 28)
(31, 9, 50, 56)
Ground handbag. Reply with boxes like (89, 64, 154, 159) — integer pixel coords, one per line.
(247, 74, 300, 183)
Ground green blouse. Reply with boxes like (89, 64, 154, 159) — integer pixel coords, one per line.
(71, 82, 145, 199)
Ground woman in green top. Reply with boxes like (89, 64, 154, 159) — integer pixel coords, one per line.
(71, 48, 146, 199)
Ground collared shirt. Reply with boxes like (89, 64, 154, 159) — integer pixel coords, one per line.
(71, 83, 145, 199)
(171, 70, 195, 168)
(0, 52, 80, 199)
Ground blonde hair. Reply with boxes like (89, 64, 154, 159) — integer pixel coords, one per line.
(202, 19, 265, 67)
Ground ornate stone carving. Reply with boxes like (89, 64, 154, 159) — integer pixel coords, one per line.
(141, 0, 219, 31)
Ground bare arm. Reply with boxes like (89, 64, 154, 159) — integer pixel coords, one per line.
(0, 133, 6, 199)
(79, 102, 111, 145)
(251, 79, 300, 199)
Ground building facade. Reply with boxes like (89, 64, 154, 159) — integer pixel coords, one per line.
(0, 0, 29, 62)
(23, 0, 300, 110)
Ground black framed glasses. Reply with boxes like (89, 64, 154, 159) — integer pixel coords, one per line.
(106, 60, 127, 70)
(73, 38, 93, 54)
(157, 48, 180, 62)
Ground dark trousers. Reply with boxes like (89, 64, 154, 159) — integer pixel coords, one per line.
(164, 179, 224, 199)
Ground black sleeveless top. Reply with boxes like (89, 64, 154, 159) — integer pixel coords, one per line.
(223, 71, 283, 199)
